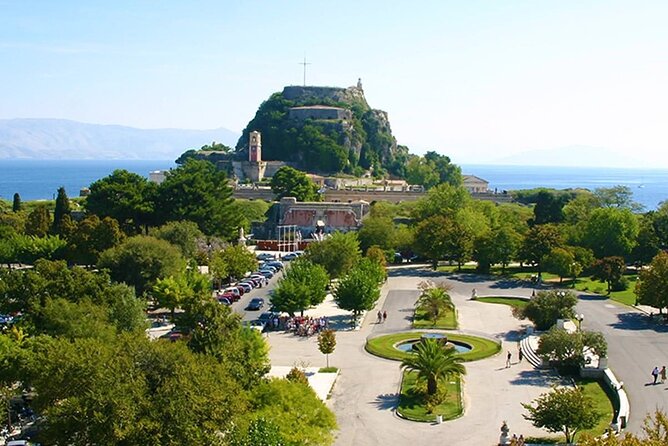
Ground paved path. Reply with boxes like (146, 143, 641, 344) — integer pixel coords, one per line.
(268, 269, 562, 446)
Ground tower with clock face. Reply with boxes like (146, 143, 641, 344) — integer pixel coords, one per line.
(249, 131, 262, 162)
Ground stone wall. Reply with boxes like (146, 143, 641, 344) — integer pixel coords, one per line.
(289, 106, 352, 121)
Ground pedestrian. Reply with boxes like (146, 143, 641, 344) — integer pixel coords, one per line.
(518, 434, 525, 446)
(652, 366, 660, 385)
(518, 346, 523, 362)
(383, 310, 387, 323)
(661, 366, 667, 383)
(506, 351, 512, 368)
(377, 311, 382, 324)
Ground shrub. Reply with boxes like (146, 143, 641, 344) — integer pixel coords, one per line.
(285, 367, 309, 386)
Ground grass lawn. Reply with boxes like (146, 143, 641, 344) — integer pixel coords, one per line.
(475, 296, 529, 310)
(571, 274, 638, 306)
(412, 307, 458, 329)
(365, 332, 501, 362)
(397, 370, 462, 422)
(576, 378, 616, 439)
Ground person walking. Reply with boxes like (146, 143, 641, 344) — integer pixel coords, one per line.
(652, 366, 660, 385)
(506, 351, 512, 368)
(661, 366, 667, 384)
(518, 346, 523, 362)
(382, 310, 387, 323)
(377, 311, 382, 324)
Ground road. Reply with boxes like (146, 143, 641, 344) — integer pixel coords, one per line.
(576, 296, 668, 433)
(228, 263, 286, 323)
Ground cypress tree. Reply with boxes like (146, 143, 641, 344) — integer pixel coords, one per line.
(53, 186, 71, 233)
(12, 193, 21, 212)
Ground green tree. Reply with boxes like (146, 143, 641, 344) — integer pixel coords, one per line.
(65, 215, 125, 266)
(413, 215, 452, 270)
(537, 327, 608, 373)
(270, 166, 321, 201)
(531, 190, 567, 225)
(210, 245, 258, 283)
(318, 329, 336, 368)
(592, 256, 626, 294)
(476, 225, 521, 274)
(152, 275, 191, 321)
(412, 183, 471, 221)
(232, 418, 286, 446)
(543, 247, 577, 283)
(400, 339, 466, 395)
(11, 193, 21, 212)
(636, 252, 668, 312)
(270, 258, 328, 316)
(98, 236, 186, 295)
(251, 378, 337, 446)
(334, 263, 381, 324)
(306, 231, 361, 278)
(632, 214, 661, 267)
(357, 216, 396, 252)
(582, 208, 639, 259)
(594, 185, 643, 212)
(25, 205, 51, 237)
(85, 169, 157, 234)
(157, 159, 240, 238)
(523, 386, 602, 444)
(519, 224, 564, 273)
(152, 220, 204, 259)
(416, 282, 454, 326)
(518, 290, 577, 330)
(52, 186, 71, 233)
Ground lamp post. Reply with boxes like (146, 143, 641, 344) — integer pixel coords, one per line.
(576, 313, 585, 331)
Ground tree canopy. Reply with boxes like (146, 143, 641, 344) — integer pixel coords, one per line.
(270, 166, 321, 201)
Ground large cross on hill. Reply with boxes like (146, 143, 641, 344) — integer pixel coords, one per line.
(299, 56, 311, 86)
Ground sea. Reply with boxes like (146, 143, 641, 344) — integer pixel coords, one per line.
(0, 160, 667, 210)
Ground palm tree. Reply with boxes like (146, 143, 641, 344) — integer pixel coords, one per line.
(401, 338, 466, 395)
(417, 286, 455, 325)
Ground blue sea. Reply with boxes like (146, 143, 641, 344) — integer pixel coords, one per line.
(0, 159, 175, 201)
(0, 160, 666, 210)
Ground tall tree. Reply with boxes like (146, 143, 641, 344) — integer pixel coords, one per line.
(592, 256, 626, 294)
(305, 231, 361, 279)
(636, 252, 668, 312)
(85, 169, 157, 234)
(412, 183, 471, 221)
(270, 258, 328, 316)
(523, 386, 601, 444)
(543, 247, 577, 283)
(357, 216, 396, 253)
(519, 224, 564, 273)
(52, 186, 71, 233)
(158, 159, 240, 238)
(518, 290, 577, 330)
(582, 208, 639, 259)
(594, 185, 643, 212)
(11, 193, 21, 212)
(98, 236, 185, 295)
(270, 166, 321, 201)
(334, 262, 381, 324)
(210, 245, 257, 283)
(25, 205, 51, 237)
(152, 220, 204, 259)
(400, 339, 465, 395)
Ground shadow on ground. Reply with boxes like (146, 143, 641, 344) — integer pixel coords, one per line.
(609, 312, 668, 333)
(372, 393, 398, 411)
(509, 370, 562, 387)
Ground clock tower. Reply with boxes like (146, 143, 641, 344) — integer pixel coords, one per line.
(249, 131, 262, 162)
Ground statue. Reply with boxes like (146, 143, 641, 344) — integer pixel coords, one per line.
(357, 78, 363, 90)
(238, 227, 247, 246)
(499, 421, 510, 445)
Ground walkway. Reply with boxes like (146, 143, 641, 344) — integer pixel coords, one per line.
(268, 269, 563, 446)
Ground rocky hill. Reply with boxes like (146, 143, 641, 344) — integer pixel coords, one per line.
(0, 118, 239, 160)
(236, 83, 408, 176)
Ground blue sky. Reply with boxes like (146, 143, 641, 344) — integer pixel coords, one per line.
(2, 1, 668, 166)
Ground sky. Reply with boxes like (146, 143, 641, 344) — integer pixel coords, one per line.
(1, 0, 668, 167)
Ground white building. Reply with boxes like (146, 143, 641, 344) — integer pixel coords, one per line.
(462, 175, 489, 194)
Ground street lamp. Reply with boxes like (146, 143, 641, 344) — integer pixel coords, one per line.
(576, 313, 585, 331)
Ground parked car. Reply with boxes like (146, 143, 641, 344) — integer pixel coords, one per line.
(244, 319, 266, 332)
(236, 282, 252, 293)
(257, 270, 274, 279)
(256, 253, 275, 261)
(224, 287, 242, 298)
(250, 274, 269, 285)
(246, 297, 265, 311)
(283, 252, 299, 261)
(217, 297, 232, 305)
(263, 260, 284, 270)
(258, 311, 279, 324)
(217, 291, 238, 302)
(259, 264, 278, 273)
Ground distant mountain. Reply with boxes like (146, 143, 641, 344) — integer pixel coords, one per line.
(492, 145, 637, 168)
(0, 118, 240, 160)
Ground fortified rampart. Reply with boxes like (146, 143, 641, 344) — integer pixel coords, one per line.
(289, 106, 352, 121)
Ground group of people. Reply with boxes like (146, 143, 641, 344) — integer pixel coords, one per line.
(283, 315, 329, 337)
(651, 365, 667, 384)
(505, 347, 524, 368)
(376, 310, 388, 324)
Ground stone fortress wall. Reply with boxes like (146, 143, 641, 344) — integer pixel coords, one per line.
(288, 105, 352, 121)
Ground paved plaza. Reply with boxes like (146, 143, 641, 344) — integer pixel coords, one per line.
(268, 268, 567, 446)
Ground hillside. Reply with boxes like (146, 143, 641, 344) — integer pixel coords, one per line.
(0, 118, 239, 160)
(235, 83, 409, 176)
